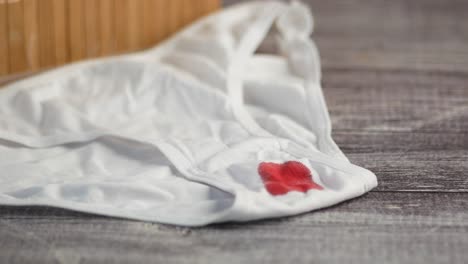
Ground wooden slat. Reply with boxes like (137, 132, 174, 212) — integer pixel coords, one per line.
(141, 0, 157, 48)
(114, 0, 129, 53)
(313, 0, 468, 73)
(0, 1, 9, 74)
(37, 0, 56, 68)
(181, 0, 195, 25)
(99, 0, 115, 56)
(23, 0, 39, 71)
(52, 0, 68, 65)
(154, 0, 167, 42)
(167, 0, 181, 35)
(0, 0, 220, 76)
(347, 150, 468, 192)
(7, 0, 28, 73)
(1, 192, 467, 222)
(83, 0, 101, 58)
(68, 0, 86, 61)
(323, 68, 468, 133)
(127, 0, 141, 50)
(200, 0, 220, 16)
(0, 193, 467, 263)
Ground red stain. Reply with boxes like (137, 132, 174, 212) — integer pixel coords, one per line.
(258, 161, 323, 196)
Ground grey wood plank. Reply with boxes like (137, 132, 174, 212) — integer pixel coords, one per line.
(1, 192, 466, 219)
(0, 192, 467, 264)
(324, 69, 468, 133)
(333, 131, 468, 191)
(323, 68, 468, 191)
(288, 0, 468, 72)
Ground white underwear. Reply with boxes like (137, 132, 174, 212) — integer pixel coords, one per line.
(0, 1, 377, 226)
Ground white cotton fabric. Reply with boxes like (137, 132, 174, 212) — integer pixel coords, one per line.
(0, 1, 377, 226)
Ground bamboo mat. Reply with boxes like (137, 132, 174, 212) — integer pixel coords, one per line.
(0, 0, 220, 77)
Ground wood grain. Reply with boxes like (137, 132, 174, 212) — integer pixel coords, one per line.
(181, 0, 195, 25)
(321, 67, 468, 192)
(168, 0, 182, 35)
(201, 0, 221, 16)
(127, 0, 141, 50)
(142, 0, 157, 48)
(23, 0, 40, 71)
(0, 192, 467, 263)
(99, 0, 115, 56)
(52, 0, 68, 64)
(114, 0, 129, 52)
(84, 0, 101, 57)
(154, 0, 167, 42)
(7, 0, 27, 73)
(37, 0, 56, 68)
(0, 0, 220, 77)
(0, 1, 9, 74)
(68, 0, 86, 61)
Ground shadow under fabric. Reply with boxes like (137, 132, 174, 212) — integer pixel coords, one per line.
(0, 1, 377, 226)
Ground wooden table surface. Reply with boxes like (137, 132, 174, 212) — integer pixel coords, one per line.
(1, 0, 467, 263)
